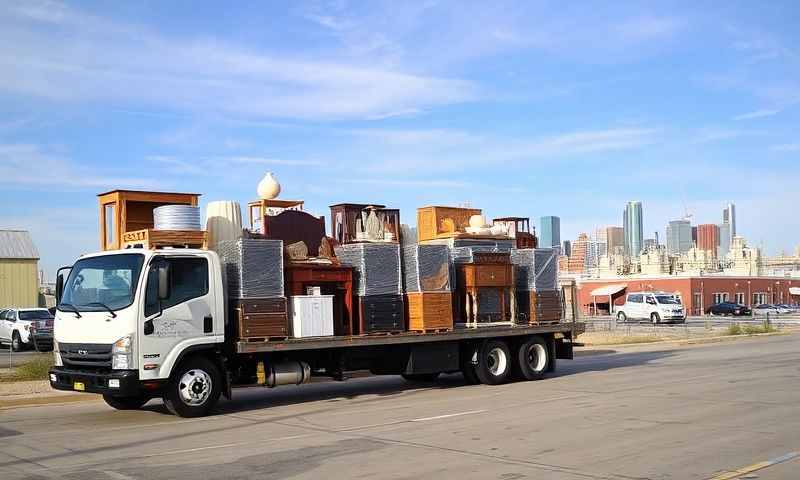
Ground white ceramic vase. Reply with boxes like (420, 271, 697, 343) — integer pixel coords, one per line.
(257, 172, 281, 200)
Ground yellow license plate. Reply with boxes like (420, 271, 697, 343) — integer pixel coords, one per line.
(73, 382, 85, 391)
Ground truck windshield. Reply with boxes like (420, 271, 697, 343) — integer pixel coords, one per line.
(59, 254, 145, 313)
(656, 295, 680, 305)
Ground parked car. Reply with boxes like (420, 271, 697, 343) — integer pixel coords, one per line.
(705, 302, 751, 316)
(775, 304, 795, 314)
(616, 292, 686, 324)
(752, 304, 782, 316)
(0, 308, 54, 351)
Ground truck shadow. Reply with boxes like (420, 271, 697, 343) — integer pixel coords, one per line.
(141, 349, 675, 416)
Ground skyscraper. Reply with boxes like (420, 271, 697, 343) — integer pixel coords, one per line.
(722, 203, 736, 244)
(666, 219, 693, 255)
(623, 201, 644, 257)
(606, 226, 624, 255)
(539, 216, 561, 249)
(718, 223, 731, 258)
(561, 240, 572, 257)
(697, 224, 720, 256)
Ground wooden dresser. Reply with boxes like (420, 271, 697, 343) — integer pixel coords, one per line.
(285, 264, 354, 336)
(231, 297, 288, 340)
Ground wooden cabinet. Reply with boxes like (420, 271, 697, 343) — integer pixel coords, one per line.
(405, 292, 454, 332)
(516, 290, 562, 325)
(417, 206, 482, 242)
(330, 203, 400, 244)
(358, 295, 404, 334)
(232, 297, 288, 340)
(98, 190, 200, 251)
(456, 263, 515, 327)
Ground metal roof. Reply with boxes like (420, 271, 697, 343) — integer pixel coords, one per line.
(0, 230, 40, 260)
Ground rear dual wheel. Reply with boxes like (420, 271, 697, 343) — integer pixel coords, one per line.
(463, 337, 550, 385)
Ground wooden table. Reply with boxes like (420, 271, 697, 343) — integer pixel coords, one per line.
(285, 264, 354, 336)
(456, 263, 516, 327)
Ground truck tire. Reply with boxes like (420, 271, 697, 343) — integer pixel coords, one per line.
(11, 332, 24, 352)
(460, 344, 480, 385)
(617, 312, 627, 323)
(163, 356, 222, 418)
(402, 373, 440, 382)
(475, 339, 512, 385)
(651, 313, 660, 324)
(103, 394, 150, 410)
(516, 336, 550, 381)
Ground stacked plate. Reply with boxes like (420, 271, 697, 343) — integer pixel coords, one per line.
(153, 205, 202, 231)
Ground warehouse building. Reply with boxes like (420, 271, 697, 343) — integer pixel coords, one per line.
(0, 230, 40, 308)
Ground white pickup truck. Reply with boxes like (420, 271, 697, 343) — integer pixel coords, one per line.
(616, 291, 685, 324)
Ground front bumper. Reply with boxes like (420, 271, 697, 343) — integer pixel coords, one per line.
(49, 367, 141, 396)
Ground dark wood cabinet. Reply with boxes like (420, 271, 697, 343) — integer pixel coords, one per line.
(231, 297, 288, 340)
(330, 203, 400, 244)
(516, 290, 562, 325)
(405, 292, 454, 332)
(358, 295, 404, 334)
(456, 263, 515, 327)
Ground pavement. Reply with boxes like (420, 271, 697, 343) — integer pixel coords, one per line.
(1, 334, 799, 479)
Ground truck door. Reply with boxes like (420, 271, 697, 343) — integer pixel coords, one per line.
(139, 255, 218, 380)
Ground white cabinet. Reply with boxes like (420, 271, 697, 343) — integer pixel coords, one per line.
(290, 295, 334, 338)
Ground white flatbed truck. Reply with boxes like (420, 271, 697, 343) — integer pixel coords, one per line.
(49, 248, 584, 417)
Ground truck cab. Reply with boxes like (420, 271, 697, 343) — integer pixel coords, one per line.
(616, 291, 685, 324)
(50, 249, 227, 416)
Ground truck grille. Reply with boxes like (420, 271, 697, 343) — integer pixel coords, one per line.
(59, 343, 113, 372)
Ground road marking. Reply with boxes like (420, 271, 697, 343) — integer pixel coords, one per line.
(139, 433, 315, 458)
(410, 410, 487, 422)
(708, 451, 800, 479)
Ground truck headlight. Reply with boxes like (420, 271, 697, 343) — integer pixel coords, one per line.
(53, 340, 63, 367)
(112, 335, 135, 370)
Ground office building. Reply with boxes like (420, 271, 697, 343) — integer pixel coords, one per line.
(666, 219, 693, 255)
(606, 226, 624, 255)
(722, 203, 736, 241)
(539, 216, 561, 249)
(562, 240, 572, 257)
(718, 223, 731, 258)
(643, 238, 657, 252)
(623, 201, 644, 257)
(697, 224, 720, 256)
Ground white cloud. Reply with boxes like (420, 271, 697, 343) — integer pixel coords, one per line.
(0, 144, 163, 190)
(0, 2, 477, 120)
(147, 155, 324, 177)
(733, 108, 782, 121)
(771, 143, 800, 152)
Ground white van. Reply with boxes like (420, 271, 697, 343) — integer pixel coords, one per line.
(616, 292, 685, 324)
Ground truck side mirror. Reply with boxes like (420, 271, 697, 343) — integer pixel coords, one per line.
(55, 266, 72, 305)
(157, 263, 171, 301)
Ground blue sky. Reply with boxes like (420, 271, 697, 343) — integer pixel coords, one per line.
(1, 0, 799, 277)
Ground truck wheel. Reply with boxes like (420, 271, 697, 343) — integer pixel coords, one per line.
(11, 332, 24, 352)
(617, 312, 627, 323)
(103, 394, 150, 410)
(163, 356, 222, 418)
(475, 339, 512, 385)
(460, 344, 480, 385)
(402, 373, 440, 382)
(516, 336, 550, 381)
(651, 313, 660, 324)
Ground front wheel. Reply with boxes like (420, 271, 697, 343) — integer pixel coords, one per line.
(103, 394, 150, 411)
(617, 312, 627, 323)
(11, 332, 24, 352)
(163, 356, 222, 418)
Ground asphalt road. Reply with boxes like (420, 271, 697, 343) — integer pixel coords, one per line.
(2, 335, 799, 479)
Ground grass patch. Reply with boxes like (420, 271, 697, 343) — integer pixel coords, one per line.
(726, 322, 776, 336)
(0, 356, 54, 383)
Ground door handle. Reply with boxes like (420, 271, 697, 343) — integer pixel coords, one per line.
(204, 315, 213, 333)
